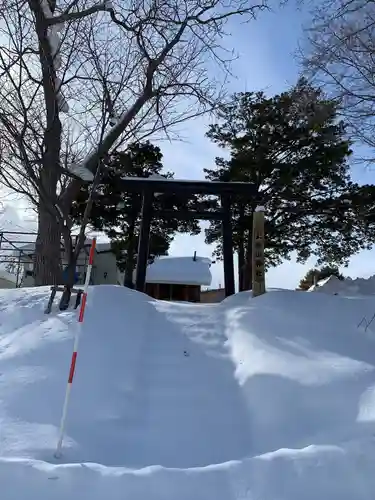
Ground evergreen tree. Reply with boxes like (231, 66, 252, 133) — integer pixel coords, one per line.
(71, 142, 200, 287)
(299, 265, 345, 291)
(204, 79, 372, 291)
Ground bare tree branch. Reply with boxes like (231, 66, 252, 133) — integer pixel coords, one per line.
(301, 0, 375, 161)
(48, 2, 110, 25)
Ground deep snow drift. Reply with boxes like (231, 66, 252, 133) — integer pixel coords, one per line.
(1, 285, 375, 499)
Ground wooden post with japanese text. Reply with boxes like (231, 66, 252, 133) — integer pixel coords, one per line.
(252, 207, 265, 297)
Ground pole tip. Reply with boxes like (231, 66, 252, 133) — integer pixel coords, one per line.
(255, 205, 265, 212)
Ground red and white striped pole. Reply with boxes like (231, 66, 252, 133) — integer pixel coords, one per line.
(55, 238, 96, 458)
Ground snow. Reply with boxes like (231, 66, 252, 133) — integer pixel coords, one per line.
(142, 256, 212, 286)
(48, 28, 62, 68)
(40, 0, 52, 17)
(57, 95, 69, 113)
(309, 274, 375, 296)
(122, 175, 174, 182)
(67, 163, 94, 182)
(255, 205, 265, 212)
(148, 173, 167, 180)
(1, 286, 375, 499)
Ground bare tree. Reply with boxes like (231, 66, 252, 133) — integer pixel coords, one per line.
(0, 0, 274, 286)
(302, 0, 375, 161)
(0, 0, 114, 284)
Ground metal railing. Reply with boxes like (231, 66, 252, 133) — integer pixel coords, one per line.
(0, 231, 96, 287)
(0, 231, 37, 287)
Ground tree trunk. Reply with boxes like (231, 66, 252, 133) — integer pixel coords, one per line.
(59, 231, 79, 311)
(33, 164, 61, 285)
(34, 205, 62, 286)
(31, 0, 63, 286)
(62, 229, 76, 286)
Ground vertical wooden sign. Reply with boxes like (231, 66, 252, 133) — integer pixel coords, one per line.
(252, 207, 266, 297)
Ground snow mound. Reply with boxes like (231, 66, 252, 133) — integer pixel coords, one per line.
(309, 274, 375, 296)
(1, 286, 375, 499)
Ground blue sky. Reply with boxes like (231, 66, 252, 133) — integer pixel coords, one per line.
(2, 1, 375, 290)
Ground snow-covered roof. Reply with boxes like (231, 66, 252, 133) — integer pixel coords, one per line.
(83, 239, 112, 252)
(67, 164, 94, 182)
(142, 256, 212, 286)
(0, 268, 17, 283)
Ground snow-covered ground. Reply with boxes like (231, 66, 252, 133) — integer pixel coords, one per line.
(1, 285, 375, 499)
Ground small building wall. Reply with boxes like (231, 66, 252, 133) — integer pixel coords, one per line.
(20, 249, 90, 287)
(146, 283, 201, 302)
(92, 252, 118, 285)
(19, 248, 118, 287)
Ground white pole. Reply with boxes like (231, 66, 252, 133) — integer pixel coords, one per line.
(55, 238, 96, 458)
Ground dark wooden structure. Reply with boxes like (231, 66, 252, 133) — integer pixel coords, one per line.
(200, 287, 226, 303)
(146, 283, 200, 302)
(119, 177, 255, 298)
